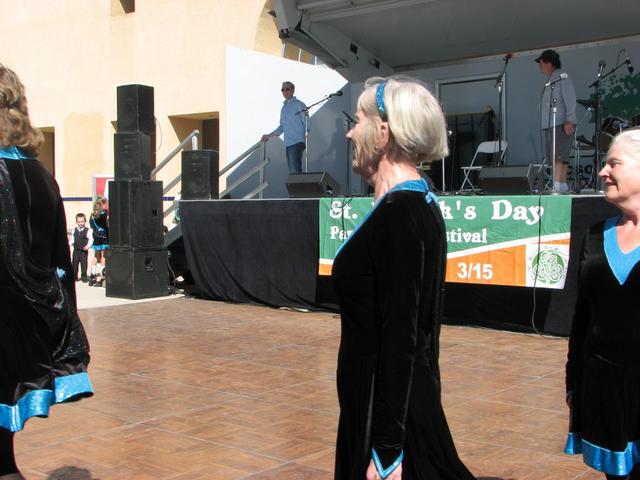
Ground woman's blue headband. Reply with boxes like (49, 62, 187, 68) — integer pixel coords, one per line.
(376, 82, 387, 120)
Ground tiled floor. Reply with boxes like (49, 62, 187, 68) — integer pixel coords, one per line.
(15, 298, 601, 479)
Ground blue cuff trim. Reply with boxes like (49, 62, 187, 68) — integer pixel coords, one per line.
(372, 448, 403, 479)
(564, 432, 640, 476)
(54, 372, 94, 403)
(0, 372, 93, 432)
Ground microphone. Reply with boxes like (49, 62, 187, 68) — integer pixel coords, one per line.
(597, 59, 606, 77)
(624, 50, 634, 74)
(329, 90, 343, 97)
(503, 52, 513, 61)
(545, 73, 568, 87)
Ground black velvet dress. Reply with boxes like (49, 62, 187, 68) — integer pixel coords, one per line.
(0, 149, 93, 432)
(565, 217, 640, 476)
(332, 180, 474, 480)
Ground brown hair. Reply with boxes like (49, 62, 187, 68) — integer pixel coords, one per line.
(0, 65, 43, 157)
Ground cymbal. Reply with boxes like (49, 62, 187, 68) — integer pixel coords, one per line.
(577, 99, 598, 109)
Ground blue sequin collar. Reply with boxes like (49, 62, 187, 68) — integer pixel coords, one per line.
(0, 146, 34, 160)
(603, 215, 640, 285)
(336, 178, 436, 256)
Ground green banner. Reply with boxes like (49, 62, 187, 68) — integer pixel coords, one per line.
(319, 195, 572, 289)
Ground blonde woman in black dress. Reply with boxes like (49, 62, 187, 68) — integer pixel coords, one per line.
(332, 76, 474, 480)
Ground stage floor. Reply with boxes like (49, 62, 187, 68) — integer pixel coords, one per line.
(16, 297, 600, 479)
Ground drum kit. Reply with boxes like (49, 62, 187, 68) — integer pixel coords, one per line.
(576, 99, 640, 152)
(574, 98, 640, 191)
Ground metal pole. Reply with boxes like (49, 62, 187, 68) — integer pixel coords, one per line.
(304, 112, 309, 172)
(551, 102, 557, 192)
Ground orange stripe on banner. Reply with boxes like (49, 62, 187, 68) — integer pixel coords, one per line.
(318, 263, 333, 276)
(445, 245, 527, 287)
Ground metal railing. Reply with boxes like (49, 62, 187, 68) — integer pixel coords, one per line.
(158, 133, 270, 221)
(153, 129, 199, 219)
(219, 141, 269, 199)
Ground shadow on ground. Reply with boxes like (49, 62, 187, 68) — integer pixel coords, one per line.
(47, 466, 96, 479)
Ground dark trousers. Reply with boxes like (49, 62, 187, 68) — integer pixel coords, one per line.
(72, 249, 88, 280)
(286, 142, 305, 173)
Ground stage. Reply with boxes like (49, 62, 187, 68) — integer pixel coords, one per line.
(180, 195, 617, 336)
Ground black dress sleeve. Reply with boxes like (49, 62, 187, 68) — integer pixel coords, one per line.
(370, 200, 425, 466)
(565, 226, 593, 396)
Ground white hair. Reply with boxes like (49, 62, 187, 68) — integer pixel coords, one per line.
(608, 128, 640, 159)
(356, 75, 449, 164)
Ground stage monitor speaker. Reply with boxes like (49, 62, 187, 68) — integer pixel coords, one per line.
(106, 247, 169, 300)
(478, 165, 534, 195)
(181, 150, 219, 199)
(108, 180, 164, 248)
(117, 84, 154, 134)
(114, 132, 152, 181)
(286, 172, 340, 198)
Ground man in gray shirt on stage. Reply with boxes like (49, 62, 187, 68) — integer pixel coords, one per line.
(261, 81, 309, 174)
(536, 49, 577, 193)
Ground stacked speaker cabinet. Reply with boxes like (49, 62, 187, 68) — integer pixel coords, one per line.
(107, 84, 169, 300)
(181, 150, 219, 199)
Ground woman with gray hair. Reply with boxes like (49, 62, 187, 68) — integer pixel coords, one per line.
(565, 128, 640, 479)
(0, 65, 93, 479)
(332, 76, 474, 480)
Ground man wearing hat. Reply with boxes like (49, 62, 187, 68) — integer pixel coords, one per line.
(536, 49, 577, 193)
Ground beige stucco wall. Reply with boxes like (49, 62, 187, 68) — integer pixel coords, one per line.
(0, 0, 281, 225)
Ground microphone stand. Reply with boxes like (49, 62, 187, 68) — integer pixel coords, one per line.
(494, 56, 510, 164)
(589, 60, 629, 191)
(342, 111, 354, 194)
(541, 91, 559, 194)
(539, 79, 558, 194)
(297, 93, 340, 172)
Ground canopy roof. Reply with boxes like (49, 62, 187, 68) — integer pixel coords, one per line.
(273, 0, 640, 80)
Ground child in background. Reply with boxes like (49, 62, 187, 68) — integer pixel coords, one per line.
(69, 213, 93, 282)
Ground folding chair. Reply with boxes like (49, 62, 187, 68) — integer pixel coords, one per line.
(458, 140, 508, 192)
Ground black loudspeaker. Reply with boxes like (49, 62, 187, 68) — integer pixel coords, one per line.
(106, 247, 169, 299)
(285, 172, 340, 198)
(117, 84, 154, 134)
(478, 166, 534, 194)
(181, 150, 219, 199)
(114, 132, 152, 181)
(108, 180, 163, 248)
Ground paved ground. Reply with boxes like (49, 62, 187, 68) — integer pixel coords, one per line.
(74, 281, 183, 310)
(14, 294, 600, 480)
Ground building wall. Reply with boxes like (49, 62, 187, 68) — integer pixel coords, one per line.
(0, 0, 280, 223)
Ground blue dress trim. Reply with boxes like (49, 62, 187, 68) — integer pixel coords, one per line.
(0, 146, 34, 160)
(603, 215, 640, 285)
(372, 447, 403, 479)
(0, 372, 93, 432)
(565, 432, 640, 476)
(91, 244, 109, 251)
(336, 179, 434, 256)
